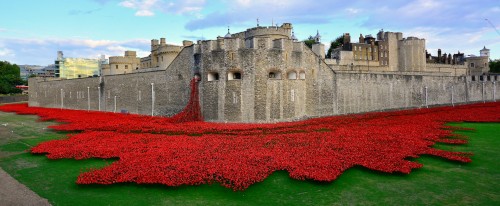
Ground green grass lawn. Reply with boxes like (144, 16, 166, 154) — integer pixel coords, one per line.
(0, 111, 499, 206)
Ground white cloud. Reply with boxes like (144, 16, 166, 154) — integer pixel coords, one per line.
(136, 10, 155, 16)
(0, 37, 151, 65)
(0, 48, 14, 57)
(119, 0, 158, 16)
(403, 26, 500, 57)
(185, 0, 336, 30)
(119, 0, 205, 16)
(0, 28, 7, 32)
(345, 8, 360, 15)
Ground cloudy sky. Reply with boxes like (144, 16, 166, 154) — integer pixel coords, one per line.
(1, 0, 499, 65)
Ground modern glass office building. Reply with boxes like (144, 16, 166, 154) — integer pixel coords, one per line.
(54, 51, 102, 79)
(58, 58, 100, 79)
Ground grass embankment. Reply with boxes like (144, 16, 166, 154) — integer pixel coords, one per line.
(0, 111, 498, 205)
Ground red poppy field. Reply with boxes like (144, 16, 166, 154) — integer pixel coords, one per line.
(0, 102, 499, 191)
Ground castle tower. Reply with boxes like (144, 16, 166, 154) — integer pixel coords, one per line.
(398, 37, 426, 72)
(384, 32, 401, 71)
(480, 46, 490, 58)
(314, 30, 321, 43)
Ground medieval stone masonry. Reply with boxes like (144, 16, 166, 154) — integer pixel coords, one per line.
(29, 23, 498, 123)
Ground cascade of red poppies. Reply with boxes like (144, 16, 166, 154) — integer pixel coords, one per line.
(170, 77, 203, 123)
(0, 102, 499, 191)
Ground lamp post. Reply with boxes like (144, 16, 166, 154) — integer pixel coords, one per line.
(60, 89, 63, 109)
(151, 83, 155, 116)
(425, 86, 428, 108)
(451, 85, 454, 107)
(98, 86, 101, 111)
(87, 86, 90, 111)
(494, 81, 496, 102)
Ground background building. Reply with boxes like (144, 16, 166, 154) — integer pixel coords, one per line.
(102, 51, 140, 76)
(19, 65, 44, 80)
(140, 38, 184, 70)
(19, 64, 58, 79)
(55, 51, 102, 79)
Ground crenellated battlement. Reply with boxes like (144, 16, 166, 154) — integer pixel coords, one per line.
(194, 36, 305, 54)
(231, 23, 293, 41)
(157, 45, 182, 54)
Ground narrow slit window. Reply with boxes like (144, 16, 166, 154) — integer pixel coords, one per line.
(228, 71, 241, 80)
(207, 72, 220, 81)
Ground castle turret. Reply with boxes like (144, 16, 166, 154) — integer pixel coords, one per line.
(314, 30, 321, 43)
(224, 27, 232, 38)
(291, 31, 298, 42)
(480, 46, 490, 58)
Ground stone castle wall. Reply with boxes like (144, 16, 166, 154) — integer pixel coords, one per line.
(28, 47, 193, 116)
(426, 63, 467, 76)
(334, 74, 498, 115)
(28, 40, 499, 123)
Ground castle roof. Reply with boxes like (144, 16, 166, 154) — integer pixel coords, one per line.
(315, 30, 321, 38)
(224, 27, 231, 38)
(291, 31, 297, 41)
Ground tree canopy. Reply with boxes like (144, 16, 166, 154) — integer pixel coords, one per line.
(304, 39, 316, 49)
(0, 61, 24, 94)
(326, 35, 344, 59)
(490, 59, 500, 73)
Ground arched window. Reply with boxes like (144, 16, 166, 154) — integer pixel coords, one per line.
(299, 71, 306, 79)
(287, 71, 297, 80)
(268, 71, 282, 79)
(228, 71, 241, 80)
(207, 72, 219, 81)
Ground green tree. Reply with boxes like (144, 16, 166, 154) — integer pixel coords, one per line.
(326, 35, 344, 58)
(304, 39, 316, 49)
(490, 59, 500, 73)
(0, 61, 23, 94)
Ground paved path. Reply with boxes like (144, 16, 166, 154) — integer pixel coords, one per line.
(0, 167, 51, 206)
